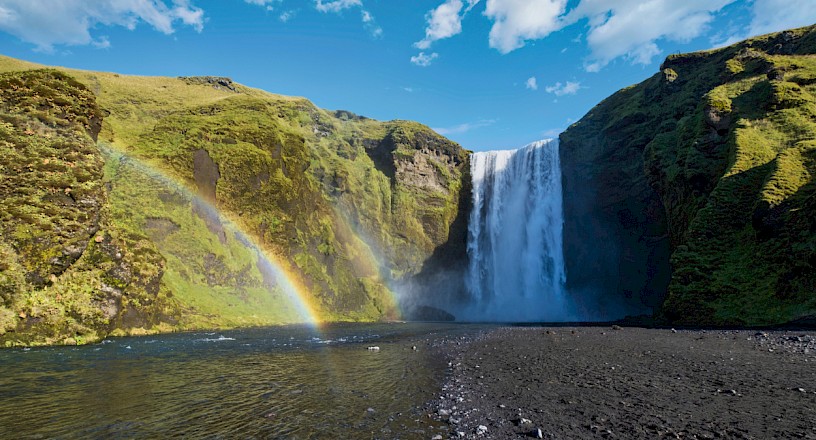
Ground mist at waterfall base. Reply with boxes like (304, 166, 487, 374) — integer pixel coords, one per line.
(400, 139, 643, 323)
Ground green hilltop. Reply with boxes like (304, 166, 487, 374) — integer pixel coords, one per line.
(0, 57, 468, 346)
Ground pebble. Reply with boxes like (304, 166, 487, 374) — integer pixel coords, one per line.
(367, 346, 380, 351)
(476, 425, 488, 435)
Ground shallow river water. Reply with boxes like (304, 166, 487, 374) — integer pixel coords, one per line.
(0, 323, 486, 439)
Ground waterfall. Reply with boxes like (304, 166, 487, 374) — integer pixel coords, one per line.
(464, 139, 568, 322)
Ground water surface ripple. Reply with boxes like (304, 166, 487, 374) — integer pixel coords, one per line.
(0, 323, 482, 439)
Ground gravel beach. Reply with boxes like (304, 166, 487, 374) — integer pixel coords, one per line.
(428, 327, 816, 439)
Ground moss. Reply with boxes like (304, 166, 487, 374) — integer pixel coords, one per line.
(562, 24, 816, 326)
(0, 52, 472, 344)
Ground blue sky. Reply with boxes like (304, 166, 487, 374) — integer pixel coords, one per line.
(0, 0, 814, 151)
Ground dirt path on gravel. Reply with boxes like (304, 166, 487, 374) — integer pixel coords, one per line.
(429, 327, 816, 439)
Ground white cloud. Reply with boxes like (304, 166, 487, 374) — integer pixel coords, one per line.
(314, 0, 361, 13)
(565, 0, 735, 71)
(244, 0, 280, 11)
(279, 10, 295, 22)
(0, 0, 204, 51)
(480, 0, 737, 70)
(314, 0, 381, 37)
(415, 0, 480, 49)
(525, 76, 538, 90)
(545, 81, 581, 96)
(433, 119, 496, 135)
(410, 51, 439, 67)
(748, 0, 816, 36)
(484, 0, 567, 54)
(717, 0, 816, 46)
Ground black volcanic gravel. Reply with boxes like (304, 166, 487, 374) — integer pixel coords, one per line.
(426, 327, 816, 439)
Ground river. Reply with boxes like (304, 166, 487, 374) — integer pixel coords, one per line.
(0, 323, 488, 439)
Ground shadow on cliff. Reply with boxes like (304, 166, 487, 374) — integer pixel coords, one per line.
(396, 162, 473, 321)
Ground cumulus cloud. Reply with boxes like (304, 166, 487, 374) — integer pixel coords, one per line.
(564, 0, 735, 71)
(545, 81, 581, 96)
(748, 0, 816, 35)
(244, 0, 280, 11)
(314, 0, 361, 13)
(484, 0, 567, 54)
(433, 119, 495, 135)
(314, 0, 381, 37)
(0, 0, 204, 51)
(525, 76, 538, 90)
(410, 51, 439, 67)
(415, 0, 481, 50)
(717, 0, 816, 46)
(480, 0, 737, 70)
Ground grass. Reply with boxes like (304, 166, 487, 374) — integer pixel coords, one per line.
(563, 24, 816, 325)
(0, 53, 469, 344)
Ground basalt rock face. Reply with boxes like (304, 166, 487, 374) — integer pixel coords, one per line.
(560, 25, 816, 326)
(0, 58, 469, 345)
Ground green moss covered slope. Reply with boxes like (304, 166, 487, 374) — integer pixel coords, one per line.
(561, 25, 816, 326)
(0, 59, 468, 346)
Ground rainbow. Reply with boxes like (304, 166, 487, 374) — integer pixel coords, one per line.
(101, 145, 323, 327)
(329, 203, 402, 319)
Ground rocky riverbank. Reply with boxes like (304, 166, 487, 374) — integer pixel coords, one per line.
(428, 327, 816, 439)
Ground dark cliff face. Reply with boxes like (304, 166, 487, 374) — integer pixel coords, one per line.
(560, 25, 816, 325)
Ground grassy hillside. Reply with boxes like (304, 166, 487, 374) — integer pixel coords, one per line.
(561, 25, 816, 326)
(0, 57, 468, 346)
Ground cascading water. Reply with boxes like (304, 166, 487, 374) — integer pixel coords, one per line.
(464, 139, 569, 321)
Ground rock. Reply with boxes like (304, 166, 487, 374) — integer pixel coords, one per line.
(612, 325, 622, 330)
(671, 328, 677, 333)
(518, 417, 533, 426)
(366, 407, 375, 413)
(476, 425, 488, 435)
(367, 346, 380, 351)
(432, 435, 443, 440)
(457, 431, 466, 437)
(532, 427, 544, 439)
(438, 409, 450, 417)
